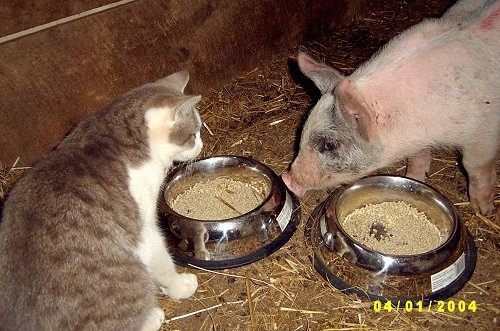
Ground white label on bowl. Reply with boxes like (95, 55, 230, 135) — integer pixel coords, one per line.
(430, 253, 466, 292)
(276, 192, 293, 231)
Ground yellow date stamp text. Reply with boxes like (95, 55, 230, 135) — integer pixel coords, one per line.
(373, 299, 477, 313)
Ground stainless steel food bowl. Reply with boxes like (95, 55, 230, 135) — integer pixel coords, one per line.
(305, 175, 476, 303)
(159, 155, 300, 269)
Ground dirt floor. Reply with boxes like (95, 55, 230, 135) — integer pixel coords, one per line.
(1, 0, 498, 330)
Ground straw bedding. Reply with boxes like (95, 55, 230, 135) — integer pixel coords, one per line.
(1, 0, 498, 330)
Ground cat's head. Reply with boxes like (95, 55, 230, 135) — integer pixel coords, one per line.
(144, 71, 203, 165)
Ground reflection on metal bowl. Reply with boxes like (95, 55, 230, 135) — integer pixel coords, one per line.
(305, 175, 476, 304)
(159, 155, 300, 269)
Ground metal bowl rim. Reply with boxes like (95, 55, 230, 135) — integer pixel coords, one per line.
(162, 155, 284, 225)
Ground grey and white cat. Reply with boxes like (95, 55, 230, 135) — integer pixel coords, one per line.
(0, 71, 202, 330)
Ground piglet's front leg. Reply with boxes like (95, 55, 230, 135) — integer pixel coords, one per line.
(405, 149, 432, 182)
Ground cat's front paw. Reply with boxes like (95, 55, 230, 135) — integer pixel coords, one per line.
(160, 273, 198, 300)
(141, 307, 165, 331)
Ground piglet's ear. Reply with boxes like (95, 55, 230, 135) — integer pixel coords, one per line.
(335, 78, 375, 141)
(155, 71, 190, 93)
(297, 52, 344, 94)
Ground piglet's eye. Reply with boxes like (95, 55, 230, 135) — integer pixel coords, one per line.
(324, 141, 337, 150)
(317, 138, 338, 153)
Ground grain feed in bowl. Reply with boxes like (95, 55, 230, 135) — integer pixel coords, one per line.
(341, 201, 445, 255)
(170, 176, 269, 220)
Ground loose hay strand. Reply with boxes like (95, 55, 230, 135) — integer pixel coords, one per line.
(245, 273, 256, 328)
(279, 307, 328, 315)
(467, 281, 490, 295)
(0, 158, 30, 200)
(166, 303, 223, 323)
(475, 212, 500, 232)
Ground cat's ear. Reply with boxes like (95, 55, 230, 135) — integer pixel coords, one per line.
(145, 94, 201, 124)
(155, 71, 190, 93)
(171, 95, 202, 123)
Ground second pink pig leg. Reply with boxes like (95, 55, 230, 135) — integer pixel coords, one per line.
(461, 144, 497, 216)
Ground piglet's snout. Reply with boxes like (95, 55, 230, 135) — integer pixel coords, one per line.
(281, 171, 308, 197)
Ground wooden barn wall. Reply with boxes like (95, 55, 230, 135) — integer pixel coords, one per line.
(0, 0, 367, 167)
